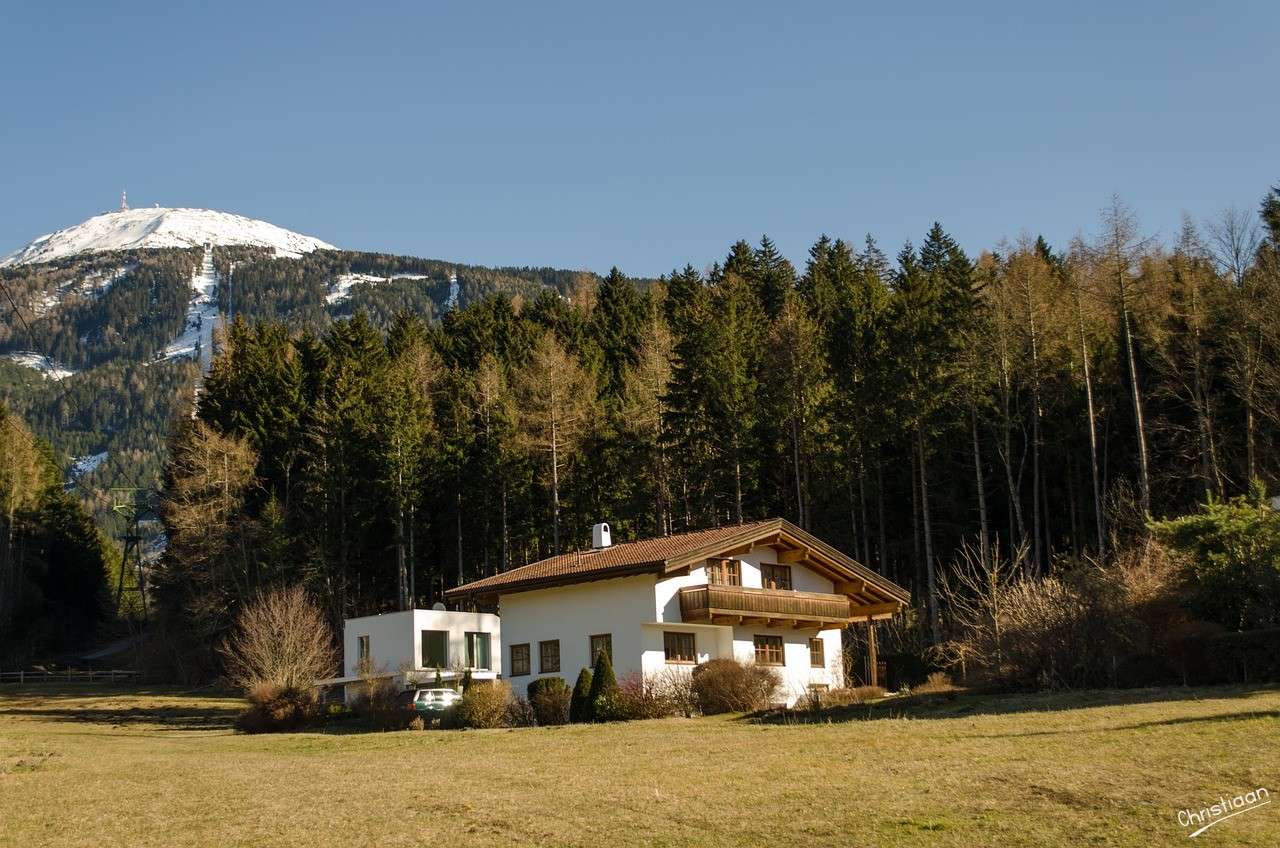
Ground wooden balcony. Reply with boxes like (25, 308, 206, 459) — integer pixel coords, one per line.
(678, 585, 898, 629)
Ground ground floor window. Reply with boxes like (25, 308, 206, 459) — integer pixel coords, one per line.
(357, 634, 370, 663)
(808, 637, 824, 668)
(421, 629, 448, 668)
(510, 643, 530, 676)
(664, 631, 696, 664)
(589, 633, 613, 664)
(465, 632, 491, 670)
(539, 639, 561, 673)
(754, 634, 784, 666)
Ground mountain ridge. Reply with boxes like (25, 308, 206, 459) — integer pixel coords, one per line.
(2, 207, 336, 267)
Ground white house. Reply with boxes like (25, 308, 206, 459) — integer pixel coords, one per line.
(447, 518, 909, 707)
(320, 606, 501, 702)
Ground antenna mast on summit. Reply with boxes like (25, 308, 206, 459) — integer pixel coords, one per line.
(120, 190, 128, 211)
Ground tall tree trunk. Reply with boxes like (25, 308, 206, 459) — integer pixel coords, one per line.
(1023, 271, 1043, 572)
(408, 503, 416, 607)
(876, 458, 888, 579)
(501, 480, 509, 572)
(1073, 276, 1106, 555)
(970, 403, 990, 567)
(455, 488, 464, 587)
(916, 426, 939, 643)
(858, 455, 871, 567)
(1117, 271, 1152, 517)
(792, 417, 805, 529)
(550, 418, 561, 554)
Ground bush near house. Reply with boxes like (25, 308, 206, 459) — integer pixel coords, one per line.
(527, 677, 572, 725)
(236, 683, 322, 733)
(691, 659, 781, 714)
(587, 651, 621, 720)
(220, 586, 338, 732)
(448, 682, 512, 729)
(569, 668, 594, 722)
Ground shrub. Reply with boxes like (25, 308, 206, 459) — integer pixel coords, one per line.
(350, 677, 408, 731)
(527, 677, 572, 726)
(220, 586, 338, 691)
(1151, 482, 1280, 630)
(914, 672, 956, 695)
(600, 673, 688, 720)
(587, 651, 619, 720)
(408, 715, 426, 731)
(453, 682, 511, 729)
(505, 696, 536, 728)
(819, 685, 887, 707)
(569, 667, 594, 722)
(236, 683, 321, 733)
(691, 659, 780, 714)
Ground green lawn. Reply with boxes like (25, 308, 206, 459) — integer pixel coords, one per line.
(1, 685, 1277, 847)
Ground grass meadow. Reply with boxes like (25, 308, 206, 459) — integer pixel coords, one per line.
(1, 685, 1277, 847)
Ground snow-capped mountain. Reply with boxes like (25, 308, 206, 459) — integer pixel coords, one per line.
(1, 207, 336, 266)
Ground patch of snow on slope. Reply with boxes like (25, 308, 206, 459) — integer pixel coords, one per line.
(69, 451, 108, 480)
(326, 272, 430, 305)
(2, 207, 336, 266)
(4, 351, 76, 380)
(33, 264, 134, 316)
(444, 270, 459, 310)
(160, 248, 219, 372)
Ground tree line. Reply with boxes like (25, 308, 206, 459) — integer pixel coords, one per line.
(152, 188, 1280, 675)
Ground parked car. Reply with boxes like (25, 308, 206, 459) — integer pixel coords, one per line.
(402, 688, 461, 715)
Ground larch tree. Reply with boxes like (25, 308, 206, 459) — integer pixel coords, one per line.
(515, 330, 598, 553)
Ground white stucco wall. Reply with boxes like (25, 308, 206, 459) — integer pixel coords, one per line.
(497, 574, 657, 697)
(343, 609, 501, 678)
(495, 547, 846, 705)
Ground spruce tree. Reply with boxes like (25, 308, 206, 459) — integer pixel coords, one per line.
(586, 649, 619, 720)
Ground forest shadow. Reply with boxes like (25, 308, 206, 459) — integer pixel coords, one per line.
(0, 687, 241, 731)
(746, 684, 1280, 728)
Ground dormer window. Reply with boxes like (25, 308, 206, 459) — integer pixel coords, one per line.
(707, 557, 741, 586)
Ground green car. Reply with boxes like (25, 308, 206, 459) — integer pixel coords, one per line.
(401, 687, 461, 715)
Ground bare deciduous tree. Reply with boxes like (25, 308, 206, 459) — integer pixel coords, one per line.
(220, 585, 338, 691)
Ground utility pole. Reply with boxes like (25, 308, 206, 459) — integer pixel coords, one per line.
(111, 488, 154, 621)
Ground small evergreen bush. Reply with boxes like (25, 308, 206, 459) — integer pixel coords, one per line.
(570, 668, 594, 722)
(587, 651, 620, 720)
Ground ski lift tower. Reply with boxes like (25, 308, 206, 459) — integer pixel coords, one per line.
(111, 487, 153, 620)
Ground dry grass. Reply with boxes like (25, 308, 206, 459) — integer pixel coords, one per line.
(1, 684, 1278, 847)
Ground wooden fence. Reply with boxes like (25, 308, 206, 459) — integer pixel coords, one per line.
(0, 669, 140, 684)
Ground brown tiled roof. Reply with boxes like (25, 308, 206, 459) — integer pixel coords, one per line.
(446, 520, 777, 597)
(446, 518, 910, 603)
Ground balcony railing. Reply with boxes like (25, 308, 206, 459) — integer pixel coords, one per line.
(679, 584, 859, 629)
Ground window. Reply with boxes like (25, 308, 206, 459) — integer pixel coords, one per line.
(465, 632, 491, 670)
(589, 633, 613, 664)
(706, 558, 741, 586)
(539, 640, 561, 673)
(664, 631, 696, 664)
(421, 630, 448, 669)
(808, 637, 825, 668)
(510, 643, 531, 676)
(357, 635, 370, 662)
(754, 634, 784, 666)
(761, 563, 793, 591)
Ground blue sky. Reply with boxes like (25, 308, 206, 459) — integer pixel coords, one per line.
(2, 1, 1276, 277)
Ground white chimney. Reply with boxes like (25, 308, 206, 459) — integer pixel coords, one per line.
(592, 522, 612, 549)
